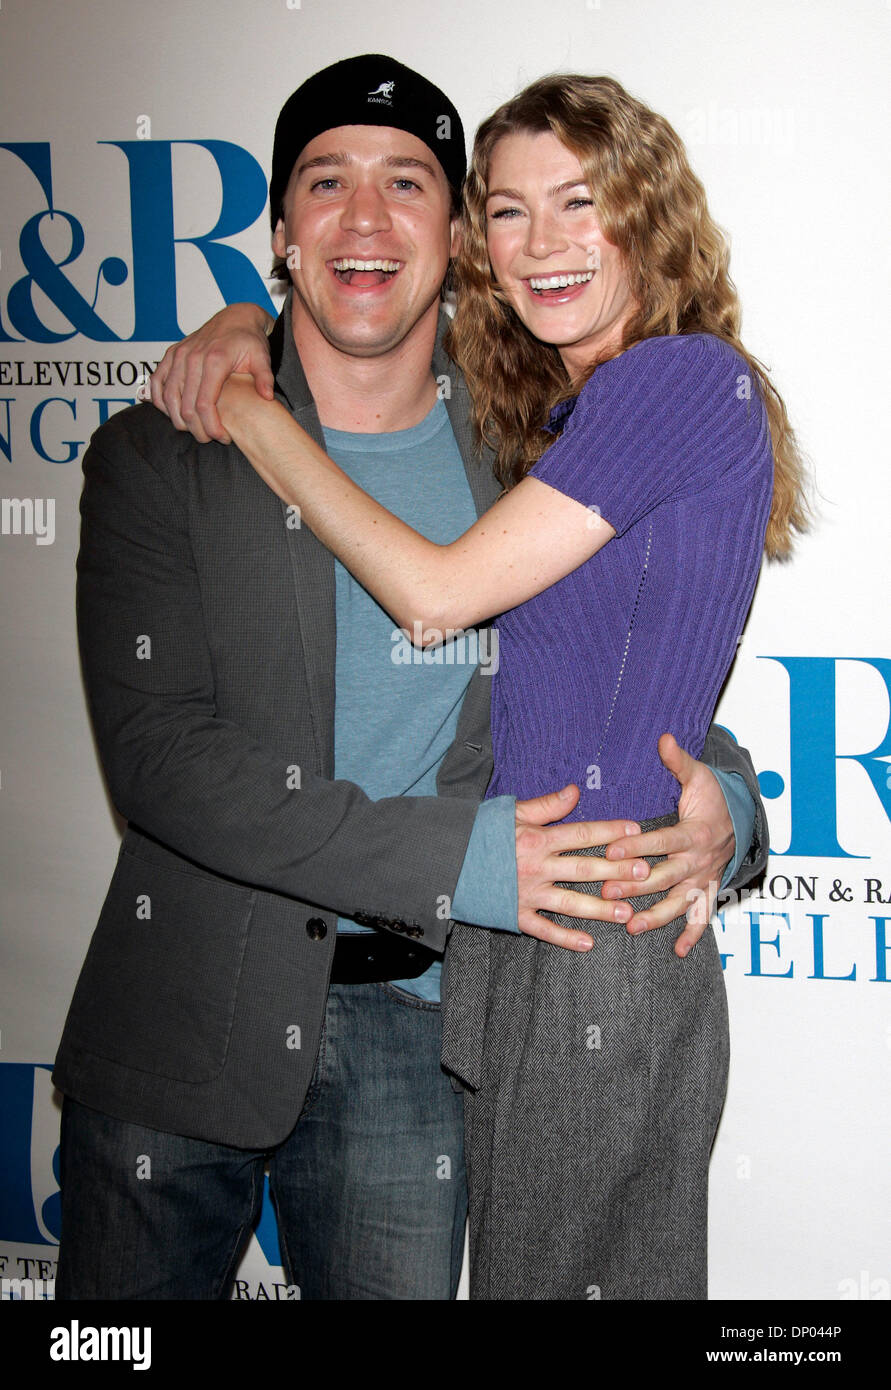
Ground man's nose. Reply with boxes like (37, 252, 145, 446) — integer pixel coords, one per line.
(340, 182, 393, 237)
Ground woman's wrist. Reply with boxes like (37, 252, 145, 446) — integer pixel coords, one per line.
(218, 374, 266, 436)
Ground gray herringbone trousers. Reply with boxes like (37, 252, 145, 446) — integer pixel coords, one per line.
(456, 815, 730, 1301)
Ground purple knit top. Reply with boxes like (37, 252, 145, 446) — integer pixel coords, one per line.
(484, 332, 774, 822)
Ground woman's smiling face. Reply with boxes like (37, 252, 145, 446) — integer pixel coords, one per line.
(484, 129, 637, 378)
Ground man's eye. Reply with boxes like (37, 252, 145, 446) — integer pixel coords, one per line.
(392, 178, 420, 192)
(310, 178, 340, 191)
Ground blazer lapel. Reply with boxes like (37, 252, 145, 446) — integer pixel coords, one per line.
(269, 300, 336, 778)
(433, 311, 502, 518)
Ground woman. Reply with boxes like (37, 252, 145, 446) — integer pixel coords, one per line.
(162, 75, 807, 1298)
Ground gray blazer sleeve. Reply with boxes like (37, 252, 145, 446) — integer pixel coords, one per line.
(76, 427, 485, 952)
(701, 723, 769, 889)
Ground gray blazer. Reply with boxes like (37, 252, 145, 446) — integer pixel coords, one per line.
(53, 303, 768, 1149)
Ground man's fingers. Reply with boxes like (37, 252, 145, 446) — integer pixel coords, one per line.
(515, 784, 579, 826)
(193, 399, 230, 445)
(625, 887, 692, 935)
(188, 347, 269, 443)
(191, 360, 240, 443)
(178, 353, 221, 443)
(149, 350, 174, 415)
(538, 815, 639, 854)
(673, 916, 709, 958)
(517, 911, 593, 951)
(255, 365, 276, 400)
(544, 885, 632, 923)
(234, 345, 277, 401)
(160, 351, 191, 433)
(604, 821, 695, 861)
(148, 305, 275, 440)
(554, 851, 651, 887)
(601, 875, 654, 901)
(183, 416, 212, 445)
(627, 869, 717, 936)
(165, 391, 191, 434)
(603, 855, 696, 899)
(657, 730, 696, 784)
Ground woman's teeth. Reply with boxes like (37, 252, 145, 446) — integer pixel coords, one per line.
(529, 270, 594, 293)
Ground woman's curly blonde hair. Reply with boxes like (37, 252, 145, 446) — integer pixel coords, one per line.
(445, 73, 809, 559)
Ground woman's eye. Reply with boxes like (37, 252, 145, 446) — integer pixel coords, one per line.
(567, 197, 594, 210)
(489, 206, 522, 220)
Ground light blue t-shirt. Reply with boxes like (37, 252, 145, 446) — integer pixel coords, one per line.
(327, 399, 516, 1001)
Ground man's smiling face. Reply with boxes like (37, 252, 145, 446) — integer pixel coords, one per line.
(273, 125, 459, 359)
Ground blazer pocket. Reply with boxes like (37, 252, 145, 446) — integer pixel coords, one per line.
(66, 850, 254, 1084)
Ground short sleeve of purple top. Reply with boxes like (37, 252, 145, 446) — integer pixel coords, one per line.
(484, 332, 774, 823)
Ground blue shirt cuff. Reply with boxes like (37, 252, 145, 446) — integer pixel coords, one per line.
(450, 796, 519, 932)
(712, 768, 755, 890)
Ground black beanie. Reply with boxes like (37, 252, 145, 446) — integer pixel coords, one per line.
(269, 54, 465, 229)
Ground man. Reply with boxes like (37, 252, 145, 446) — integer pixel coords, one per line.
(53, 54, 766, 1300)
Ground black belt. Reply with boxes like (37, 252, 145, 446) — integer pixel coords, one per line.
(330, 931, 440, 984)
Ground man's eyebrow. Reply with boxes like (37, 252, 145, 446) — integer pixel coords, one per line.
(486, 179, 590, 201)
(296, 152, 350, 176)
(296, 153, 438, 180)
(381, 155, 438, 179)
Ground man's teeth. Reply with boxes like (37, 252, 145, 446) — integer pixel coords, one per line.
(528, 271, 594, 290)
(332, 258, 401, 271)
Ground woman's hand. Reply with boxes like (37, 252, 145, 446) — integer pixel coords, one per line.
(149, 302, 275, 445)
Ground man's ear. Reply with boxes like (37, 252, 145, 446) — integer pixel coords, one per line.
(272, 217, 287, 260)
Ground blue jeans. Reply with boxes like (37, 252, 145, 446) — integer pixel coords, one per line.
(55, 981, 467, 1300)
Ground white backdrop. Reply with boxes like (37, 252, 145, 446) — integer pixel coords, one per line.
(1, 0, 889, 1302)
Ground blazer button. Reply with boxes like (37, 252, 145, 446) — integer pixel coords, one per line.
(306, 917, 328, 941)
